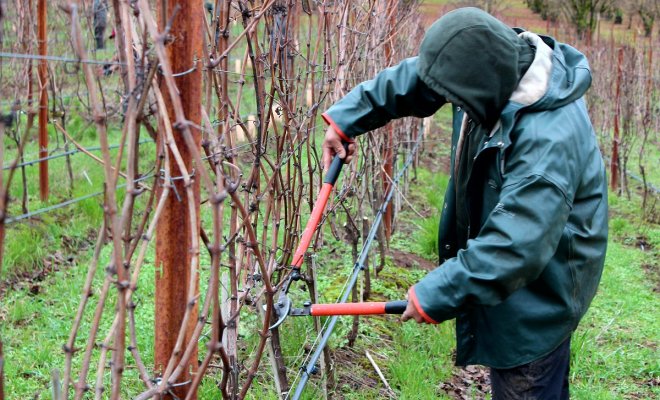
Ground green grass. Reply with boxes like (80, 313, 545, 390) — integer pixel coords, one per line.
(3, 223, 50, 276)
(1, 104, 158, 280)
(389, 322, 455, 399)
(1, 239, 159, 398)
(571, 238, 660, 398)
(414, 167, 449, 258)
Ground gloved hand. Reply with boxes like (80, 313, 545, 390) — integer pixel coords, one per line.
(321, 126, 357, 171)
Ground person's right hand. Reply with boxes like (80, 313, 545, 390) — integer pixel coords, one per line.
(321, 126, 356, 171)
(401, 287, 431, 324)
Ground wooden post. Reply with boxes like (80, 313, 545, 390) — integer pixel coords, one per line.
(38, 0, 48, 201)
(155, 1, 203, 399)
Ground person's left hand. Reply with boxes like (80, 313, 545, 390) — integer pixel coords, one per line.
(401, 286, 429, 323)
(321, 125, 357, 171)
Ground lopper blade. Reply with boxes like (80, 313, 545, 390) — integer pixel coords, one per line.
(268, 286, 293, 330)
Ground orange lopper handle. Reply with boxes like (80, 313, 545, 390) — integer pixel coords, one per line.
(310, 301, 407, 316)
(291, 183, 334, 268)
(290, 146, 347, 268)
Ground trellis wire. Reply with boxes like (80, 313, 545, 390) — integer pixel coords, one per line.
(5, 173, 153, 224)
(0, 51, 127, 66)
(3, 139, 154, 170)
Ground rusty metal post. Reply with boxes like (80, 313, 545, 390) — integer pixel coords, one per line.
(26, 0, 34, 127)
(0, 4, 6, 398)
(610, 47, 623, 192)
(38, 0, 48, 201)
(155, 1, 203, 399)
(0, 122, 4, 400)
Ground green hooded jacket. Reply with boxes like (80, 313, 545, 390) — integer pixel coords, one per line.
(322, 8, 608, 368)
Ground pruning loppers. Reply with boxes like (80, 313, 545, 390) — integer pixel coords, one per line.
(269, 144, 407, 330)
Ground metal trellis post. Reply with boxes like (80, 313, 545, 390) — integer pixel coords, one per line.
(38, 0, 48, 201)
(154, 1, 203, 399)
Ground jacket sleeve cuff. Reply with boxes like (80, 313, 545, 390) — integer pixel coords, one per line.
(322, 112, 355, 143)
(409, 286, 439, 324)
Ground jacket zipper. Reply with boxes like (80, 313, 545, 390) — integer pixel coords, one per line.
(465, 118, 474, 239)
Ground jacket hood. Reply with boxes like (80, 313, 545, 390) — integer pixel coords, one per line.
(509, 30, 592, 112)
(417, 7, 535, 128)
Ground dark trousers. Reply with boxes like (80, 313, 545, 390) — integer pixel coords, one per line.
(95, 26, 105, 50)
(490, 337, 571, 400)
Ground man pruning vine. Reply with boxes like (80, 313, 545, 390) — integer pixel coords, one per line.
(321, 8, 608, 399)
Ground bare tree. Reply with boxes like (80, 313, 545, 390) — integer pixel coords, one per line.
(556, 0, 615, 39)
(526, 0, 561, 21)
(637, 0, 658, 36)
(526, 0, 617, 39)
